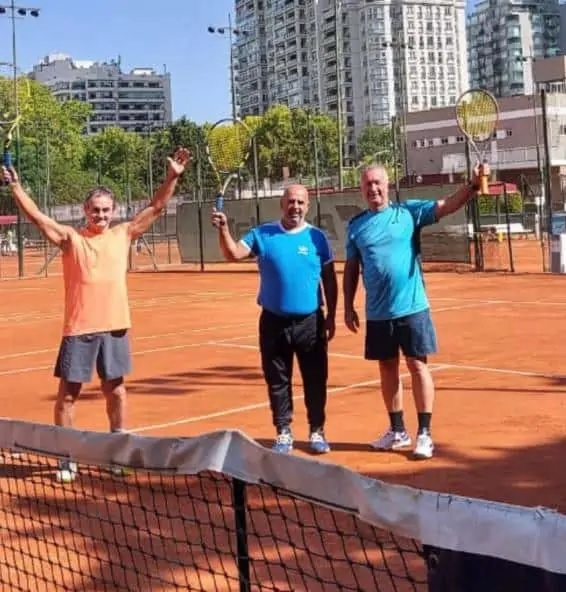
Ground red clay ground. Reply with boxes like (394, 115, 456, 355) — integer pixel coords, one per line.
(0, 264, 564, 509)
(0, 253, 565, 590)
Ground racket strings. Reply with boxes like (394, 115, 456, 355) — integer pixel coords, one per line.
(456, 90, 498, 142)
(206, 121, 252, 174)
(0, 83, 18, 148)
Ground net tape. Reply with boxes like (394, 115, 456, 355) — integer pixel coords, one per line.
(0, 420, 565, 578)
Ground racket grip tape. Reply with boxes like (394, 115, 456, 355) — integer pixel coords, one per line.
(215, 195, 224, 211)
(2, 150, 12, 168)
(479, 175, 489, 195)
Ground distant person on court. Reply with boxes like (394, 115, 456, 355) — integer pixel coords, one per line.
(343, 163, 484, 459)
(1, 147, 191, 480)
(211, 184, 338, 455)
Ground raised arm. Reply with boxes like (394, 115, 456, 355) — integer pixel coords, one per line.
(128, 147, 191, 240)
(1, 165, 72, 248)
(211, 210, 253, 261)
(434, 163, 483, 220)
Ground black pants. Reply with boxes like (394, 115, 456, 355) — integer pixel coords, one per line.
(259, 308, 328, 433)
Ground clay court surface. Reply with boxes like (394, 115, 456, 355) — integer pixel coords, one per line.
(0, 248, 564, 514)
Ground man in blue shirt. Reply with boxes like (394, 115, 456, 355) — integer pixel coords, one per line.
(211, 184, 338, 455)
(343, 163, 483, 460)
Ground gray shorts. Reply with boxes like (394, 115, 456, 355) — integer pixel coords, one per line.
(54, 329, 132, 384)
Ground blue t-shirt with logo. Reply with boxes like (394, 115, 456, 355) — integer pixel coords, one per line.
(345, 200, 437, 321)
(241, 222, 333, 316)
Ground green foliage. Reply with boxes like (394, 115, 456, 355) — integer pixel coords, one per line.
(477, 193, 523, 215)
(356, 123, 399, 181)
(3, 79, 345, 204)
(251, 105, 339, 181)
(357, 124, 392, 161)
(83, 127, 147, 202)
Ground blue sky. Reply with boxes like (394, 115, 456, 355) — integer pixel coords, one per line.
(1, 0, 481, 124)
(0, 0, 234, 124)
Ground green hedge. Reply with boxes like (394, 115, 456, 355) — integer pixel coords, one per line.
(477, 192, 523, 215)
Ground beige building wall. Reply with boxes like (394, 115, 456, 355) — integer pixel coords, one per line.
(403, 93, 566, 206)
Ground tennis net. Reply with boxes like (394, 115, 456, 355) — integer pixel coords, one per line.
(0, 419, 565, 591)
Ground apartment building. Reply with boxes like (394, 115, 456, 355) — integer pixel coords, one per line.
(467, 0, 561, 97)
(30, 53, 172, 135)
(234, 0, 468, 163)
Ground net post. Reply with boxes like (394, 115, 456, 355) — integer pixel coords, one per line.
(195, 144, 206, 272)
(502, 183, 515, 273)
(465, 139, 483, 271)
(231, 477, 251, 592)
(540, 89, 553, 268)
(252, 136, 261, 226)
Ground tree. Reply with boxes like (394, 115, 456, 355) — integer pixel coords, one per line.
(356, 122, 403, 182)
(251, 105, 339, 182)
(357, 123, 394, 164)
(0, 76, 92, 205)
(155, 117, 206, 197)
(83, 127, 148, 206)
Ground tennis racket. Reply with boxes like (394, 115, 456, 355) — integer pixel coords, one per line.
(455, 89, 499, 195)
(0, 84, 20, 180)
(205, 117, 253, 211)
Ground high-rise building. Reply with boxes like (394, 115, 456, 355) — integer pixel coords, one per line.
(30, 53, 172, 135)
(467, 0, 561, 97)
(234, 0, 468, 161)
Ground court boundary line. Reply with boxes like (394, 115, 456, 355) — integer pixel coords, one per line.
(129, 364, 452, 433)
(0, 300, 506, 362)
(0, 335, 257, 377)
(211, 341, 559, 380)
(3, 292, 564, 331)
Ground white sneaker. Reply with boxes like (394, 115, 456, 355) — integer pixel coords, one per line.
(413, 432, 434, 459)
(108, 465, 134, 477)
(55, 460, 78, 483)
(370, 429, 412, 450)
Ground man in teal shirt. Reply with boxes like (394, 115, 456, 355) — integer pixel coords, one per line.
(343, 163, 483, 459)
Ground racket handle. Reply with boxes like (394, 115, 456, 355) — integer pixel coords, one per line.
(2, 150, 11, 168)
(215, 195, 224, 211)
(479, 160, 490, 195)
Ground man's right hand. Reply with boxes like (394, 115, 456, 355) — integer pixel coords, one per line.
(344, 308, 360, 333)
(211, 209, 228, 229)
(1, 165, 18, 186)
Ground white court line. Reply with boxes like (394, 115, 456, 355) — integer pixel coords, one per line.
(441, 363, 558, 379)
(0, 336, 256, 377)
(212, 342, 557, 380)
(432, 301, 500, 313)
(0, 323, 259, 362)
(0, 299, 492, 362)
(433, 296, 566, 307)
(0, 291, 257, 328)
(129, 364, 452, 434)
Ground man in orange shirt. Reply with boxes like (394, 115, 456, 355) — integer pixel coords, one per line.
(1, 147, 190, 481)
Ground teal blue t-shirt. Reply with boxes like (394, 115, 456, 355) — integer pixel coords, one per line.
(241, 222, 333, 316)
(345, 200, 437, 321)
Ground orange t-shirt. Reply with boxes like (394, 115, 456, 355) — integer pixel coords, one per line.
(61, 224, 131, 336)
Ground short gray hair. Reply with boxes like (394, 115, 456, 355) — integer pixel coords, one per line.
(360, 164, 388, 180)
(84, 186, 115, 204)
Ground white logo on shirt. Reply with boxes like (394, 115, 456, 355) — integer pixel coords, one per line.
(297, 245, 308, 256)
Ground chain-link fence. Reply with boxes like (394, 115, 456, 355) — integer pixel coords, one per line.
(2, 126, 549, 278)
